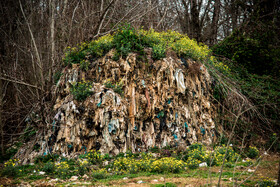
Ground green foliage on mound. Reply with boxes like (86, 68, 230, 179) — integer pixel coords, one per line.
(63, 25, 226, 71)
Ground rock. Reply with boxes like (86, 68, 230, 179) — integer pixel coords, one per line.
(69, 176, 79, 181)
(199, 162, 207, 167)
(123, 177, 128, 180)
(39, 171, 45, 175)
(82, 174, 89, 180)
(152, 179, 158, 182)
(137, 180, 144, 184)
(247, 169, 255, 172)
(103, 161, 109, 166)
(264, 151, 269, 155)
(160, 177, 165, 182)
(151, 153, 158, 158)
(48, 178, 59, 184)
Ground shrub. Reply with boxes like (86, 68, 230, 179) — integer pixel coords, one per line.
(76, 159, 90, 176)
(214, 145, 240, 165)
(71, 81, 93, 101)
(257, 177, 276, 187)
(1, 159, 20, 177)
(150, 157, 185, 173)
(247, 146, 259, 159)
(55, 161, 70, 179)
(42, 161, 55, 174)
(186, 158, 200, 169)
(152, 44, 166, 60)
(84, 150, 104, 164)
(104, 79, 124, 96)
(243, 158, 253, 167)
(80, 60, 90, 71)
(112, 25, 144, 58)
(92, 168, 108, 180)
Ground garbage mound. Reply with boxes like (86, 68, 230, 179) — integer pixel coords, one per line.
(34, 47, 213, 156)
(16, 34, 218, 163)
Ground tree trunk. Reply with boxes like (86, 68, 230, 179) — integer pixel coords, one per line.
(0, 69, 3, 156)
(190, 0, 201, 41)
(231, 0, 238, 31)
(210, 0, 220, 45)
(49, 0, 55, 89)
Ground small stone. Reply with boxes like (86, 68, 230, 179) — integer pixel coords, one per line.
(160, 177, 165, 181)
(49, 178, 59, 183)
(199, 162, 207, 167)
(39, 171, 45, 175)
(70, 176, 79, 181)
(123, 177, 128, 180)
(30, 163, 34, 165)
(137, 180, 144, 184)
(103, 161, 109, 166)
(151, 153, 158, 157)
(152, 179, 158, 182)
(247, 169, 255, 172)
(264, 151, 269, 155)
(82, 174, 89, 180)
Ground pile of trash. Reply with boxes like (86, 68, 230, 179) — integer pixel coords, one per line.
(17, 49, 216, 162)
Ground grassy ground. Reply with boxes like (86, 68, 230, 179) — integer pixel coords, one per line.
(0, 154, 278, 186)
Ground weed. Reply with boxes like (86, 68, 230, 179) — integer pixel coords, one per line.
(41, 161, 55, 174)
(71, 81, 93, 101)
(92, 168, 108, 180)
(80, 60, 90, 71)
(151, 182, 177, 187)
(55, 161, 71, 179)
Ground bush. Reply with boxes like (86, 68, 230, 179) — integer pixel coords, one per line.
(76, 159, 90, 176)
(42, 161, 55, 174)
(214, 145, 240, 165)
(83, 150, 104, 164)
(92, 168, 108, 180)
(55, 161, 70, 179)
(104, 79, 124, 96)
(247, 146, 259, 159)
(80, 60, 90, 71)
(152, 44, 166, 60)
(186, 158, 200, 169)
(1, 159, 20, 177)
(150, 157, 185, 173)
(71, 81, 93, 101)
(257, 177, 276, 187)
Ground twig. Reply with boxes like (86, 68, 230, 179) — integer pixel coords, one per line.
(0, 77, 42, 90)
